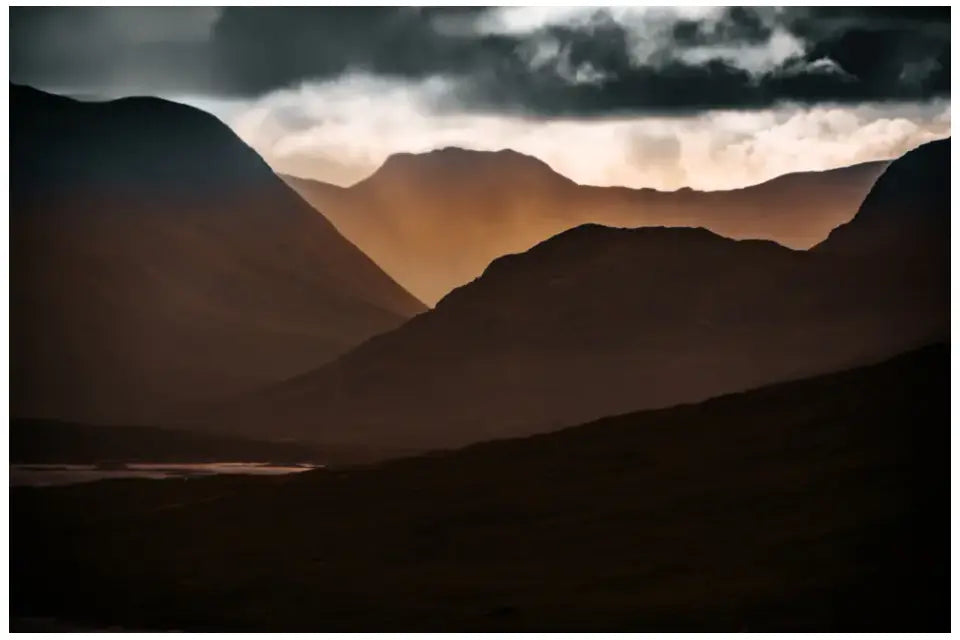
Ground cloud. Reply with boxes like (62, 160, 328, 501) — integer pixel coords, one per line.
(15, 6, 950, 191)
(205, 75, 950, 191)
(11, 7, 951, 114)
(692, 103, 950, 187)
(677, 28, 806, 77)
(466, 6, 598, 36)
(780, 57, 856, 80)
(11, 7, 222, 96)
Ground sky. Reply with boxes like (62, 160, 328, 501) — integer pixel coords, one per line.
(10, 6, 952, 190)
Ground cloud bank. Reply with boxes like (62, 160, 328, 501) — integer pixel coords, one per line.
(220, 75, 949, 191)
(12, 7, 950, 113)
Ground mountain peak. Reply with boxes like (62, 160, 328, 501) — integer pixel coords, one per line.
(434, 223, 793, 310)
(11, 83, 273, 195)
(362, 146, 573, 188)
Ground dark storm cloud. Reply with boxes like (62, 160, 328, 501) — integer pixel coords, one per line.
(786, 7, 951, 96)
(10, 7, 221, 96)
(206, 7, 497, 94)
(671, 7, 775, 48)
(10, 6, 950, 114)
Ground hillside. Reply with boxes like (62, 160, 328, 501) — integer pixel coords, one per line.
(12, 344, 949, 631)
(10, 84, 425, 425)
(816, 137, 950, 257)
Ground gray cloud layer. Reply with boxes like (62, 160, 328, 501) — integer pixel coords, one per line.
(11, 7, 950, 115)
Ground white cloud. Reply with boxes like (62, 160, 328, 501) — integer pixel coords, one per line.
(468, 7, 808, 79)
(778, 56, 855, 80)
(183, 75, 951, 192)
(468, 7, 600, 36)
(516, 36, 612, 86)
(694, 105, 949, 187)
(679, 28, 807, 77)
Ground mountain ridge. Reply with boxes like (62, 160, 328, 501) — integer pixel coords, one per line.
(286, 144, 894, 194)
(283, 148, 892, 305)
(195, 139, 947, 452)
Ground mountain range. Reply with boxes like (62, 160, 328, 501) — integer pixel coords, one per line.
(10, 83, 949, 463)
(284, 149, 889, 305)
(9, 80, 949, 632)
(195, 138, 948, 453)
(10, 85, 425, 425)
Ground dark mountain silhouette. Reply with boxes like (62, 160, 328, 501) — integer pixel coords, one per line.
(199, 139, 947, 452)
(13, 344, 948, 631)
(10, 84, 426, 426)
(284, 148, 889, 304)
(815, 137, 950, 257)
(812, 138, 949, 337)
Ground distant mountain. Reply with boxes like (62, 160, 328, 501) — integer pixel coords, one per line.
(13, 344, 948, 631)
(10, 84, 426, 426)
(196, 141, 946, 451)
(284, 148, 888, 305)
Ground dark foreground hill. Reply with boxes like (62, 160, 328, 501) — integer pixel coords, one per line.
(10, 84, 425, 425)
(11, 344, 949, 631)
(285, 149, 888, 304)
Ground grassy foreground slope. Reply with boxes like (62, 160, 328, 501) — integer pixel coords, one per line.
(11, 344, 948, 631)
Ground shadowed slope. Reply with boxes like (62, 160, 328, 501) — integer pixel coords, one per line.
(12, 344, 949, 631)
(10, 84, 425, 425)
(284, 148, 888, 304)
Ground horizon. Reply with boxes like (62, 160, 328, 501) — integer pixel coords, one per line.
(13, 81, 949, 194)
(18, 79, 939, 193)
(11, 7, 951, 191)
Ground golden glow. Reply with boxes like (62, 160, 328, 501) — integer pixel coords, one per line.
(216, 76, 950, 191)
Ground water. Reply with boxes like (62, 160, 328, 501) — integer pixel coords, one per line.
(10, 462, 323, 487)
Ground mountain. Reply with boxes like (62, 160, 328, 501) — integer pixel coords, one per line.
(199, 140, 947, 452)
(815, 138, 950, 257)
(283, 148, 889, 305)
(13, 344, 948, 631)
(10, 84, 426, 426)
(813, 138, 949, 329)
